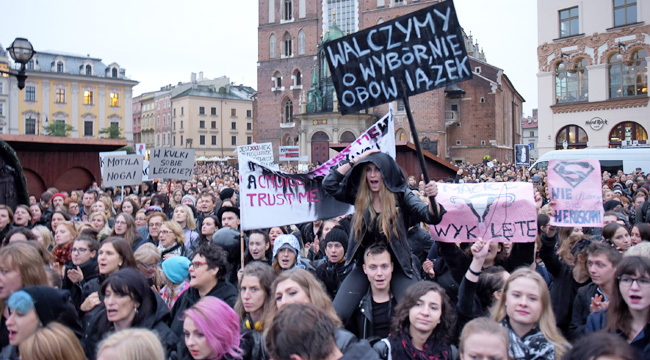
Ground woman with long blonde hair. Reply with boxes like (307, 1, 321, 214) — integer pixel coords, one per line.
(492, 268, 570, 359)
(322, 149, 445, 322)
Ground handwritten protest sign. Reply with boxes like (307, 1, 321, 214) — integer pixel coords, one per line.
(548, 159, 603, 227)
(310, 109, 395, 176)
(429, 182, 537, 243)
(102, 154, 144, 187)
(237, 143, 275, 168)
(238, 156, 353, 230)
(142, 160, 150, 182)
(149, 148, 195, 180)
(324, 0, 471, 114)
(99, 151, 126, 176)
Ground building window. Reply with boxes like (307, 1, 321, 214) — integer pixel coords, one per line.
(25, 117, 36, 135)
(246, 110, 252, 118)
(327, 0, 357, 34)
(0, 103, 4, 116)
(200, 120, 205, 129)
(231, 108, 237, 117)
(85, 65, 92, 75)
(200, 135, 205, 145)
(247, 136, 252, 144)
(174, 137, 176, 146)
(341, 131, 356, 142)
(55, 88, 65, 104)
(112, 68, 118, 78)
(173, 122, 176, 130)
(231, 136, 237, 146)
(284, 99, 293, 123)
(556, 125, 588, 149)
(283, 0, 293, 20)
(199, 106, 205, 115)
(609, 49, 648, 98)
(247, 122, 252, 131)
(110, 92, 119, 107)
(270, 34, 277, 58)
(273, 72, 282, 89)
(180, 135, 183, 146)
(211, 107, 217, 115)
(180, 121, 183, 129)
(231, 121, 237, 130)
(397, 100, 405, 111)
(529, 143, 535, 149)
(283, 33, 293, 57)
(56, 62, 64, 73)
(559, 6, 579, 37)
(529, 131, 535, 137)
(555, 58, 589, 103)
(211, 121, 216, 129)
(609, 121, 648, 147)
(293, 70, 302, 86)
(181, 107, 184, 115)
(212, 135, 217, 145)
(614, 0, 637, 27)
(25, 86, 36, 102)
(173, 108, 176, 117)
(298, 29, 305, 55)
(84, 90, 93, 105)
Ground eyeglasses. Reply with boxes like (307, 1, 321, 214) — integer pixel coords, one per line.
(138, 262, 157, 270)
(618, 276, 650, 288)
(71, 248, 89, 254)
(190, 261, 208, 269)
(114, 220, 127, 225)
(159, 230, 172, 235)
(149, 223, 162, 228)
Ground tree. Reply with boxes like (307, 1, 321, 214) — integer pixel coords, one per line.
(99, 124, 124, 139)
(43, 122, 74, 137)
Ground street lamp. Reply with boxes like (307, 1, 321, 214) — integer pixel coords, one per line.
(1, 37, 36, 90)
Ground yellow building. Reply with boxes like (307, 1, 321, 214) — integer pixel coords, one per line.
(8, 51, 138, 143)
(139, 92, 156, 147)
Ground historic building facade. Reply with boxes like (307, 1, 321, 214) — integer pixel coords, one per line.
(522, 109, 539, 161)
(537, 0, 648, 155)
(4, 51, 138, 144)
(256, 0, 524, 165)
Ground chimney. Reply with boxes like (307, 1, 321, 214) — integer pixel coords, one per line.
(191, 72, 197, 83)
(199, 71, 204, 82)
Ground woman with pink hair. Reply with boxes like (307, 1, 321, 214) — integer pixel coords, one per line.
(181, 297, 243, 360)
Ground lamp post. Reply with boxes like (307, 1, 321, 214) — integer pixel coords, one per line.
(0, 37, 36, 90)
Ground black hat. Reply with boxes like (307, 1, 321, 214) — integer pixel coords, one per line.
(211, 227, 240, 265)
(321, 226, 349, 254)
(217, 206, 240, 223)
(220, 188, 235, 201)
(21, 286, 70, 326)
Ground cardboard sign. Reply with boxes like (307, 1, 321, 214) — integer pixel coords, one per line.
(429, 182, 537, 243)
(149, 148, 195, 180)
(238, 156, 353, 230)
(310, 109, 395, 176)
(135, 143, 146, 156)
(142, 160, 150, 182)
(237, 143, 275, 168)
(99, 151, 126, 176)
(324, 0, 471, 114)
(102, 155, 144, 187)
(279, 146, 300, 162)
(548, 159, 604, 227)
(514, 144, 530, 167)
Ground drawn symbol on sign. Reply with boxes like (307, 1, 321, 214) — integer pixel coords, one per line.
(553, 161, 594, 188)
(450, 193, 515, 223)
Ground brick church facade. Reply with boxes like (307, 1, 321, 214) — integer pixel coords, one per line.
(255, 0, 524, 166)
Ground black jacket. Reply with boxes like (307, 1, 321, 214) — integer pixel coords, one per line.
(315, 259, 351, 299)
(322, 153, 446, 279)
(340, 340, 381, 360)
(570, 282, 601, 340)
(63, 257, 99, 313)
(407, 225, 434, 268)
(83, 290, 177, 360)
(169, 281, 238, 338)
(346, 289, 395, 341)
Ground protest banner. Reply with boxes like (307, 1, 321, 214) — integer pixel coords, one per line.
(548, 159, 603, 227)
(238, 156, 353, 230)
(310, 109, 395, 176)
(279, 146, 300, 162)
(142, 160, 150, 182)
(324, 0, 471, 115)
(149, 148, 195, 180)
(429, 182, 537, 243)
(102, 154, 144, 187)
(135, 143, 146, 156)
(514, 144, 530, 167)
(237, 142, 275, 168)
(99, 151, 126, 176)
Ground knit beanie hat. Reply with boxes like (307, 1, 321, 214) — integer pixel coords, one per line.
(182, 194, 196, 206)
(162, 256, 191, 284)
(220, 188, 235, 201)
(321, 226, 349, 254)
(52, 193, 67, 202)
(273, 234, 301, 259)
(12, 286, 70, 326)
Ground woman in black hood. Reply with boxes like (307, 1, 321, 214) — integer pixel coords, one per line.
(322, 149, 445, 323)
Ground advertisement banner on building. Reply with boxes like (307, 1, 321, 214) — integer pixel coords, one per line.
(149, 148, 195, 180)
(102, 154, 144, 187)
(324, 0, 472, 114)
(548, 159, 603, 227)
(279, 146, 300, 161)
(514, 144, 530, 167)
(429, 182, 537, 243)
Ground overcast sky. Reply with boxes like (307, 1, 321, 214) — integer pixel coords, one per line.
(2, 0, 537, 116)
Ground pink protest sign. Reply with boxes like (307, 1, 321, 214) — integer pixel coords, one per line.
(429, 182, 537, 243)
(548, 159, 603, 227)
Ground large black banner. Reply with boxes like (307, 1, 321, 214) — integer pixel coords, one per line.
(324, 0, 472, 114)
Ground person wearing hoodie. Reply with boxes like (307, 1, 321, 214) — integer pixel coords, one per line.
(168, 242, 238, 339)
(82, 268, 177, 360)
(272, 234, 314, 275)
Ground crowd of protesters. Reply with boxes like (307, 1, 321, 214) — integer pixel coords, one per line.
(0, 152, 649, 360)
